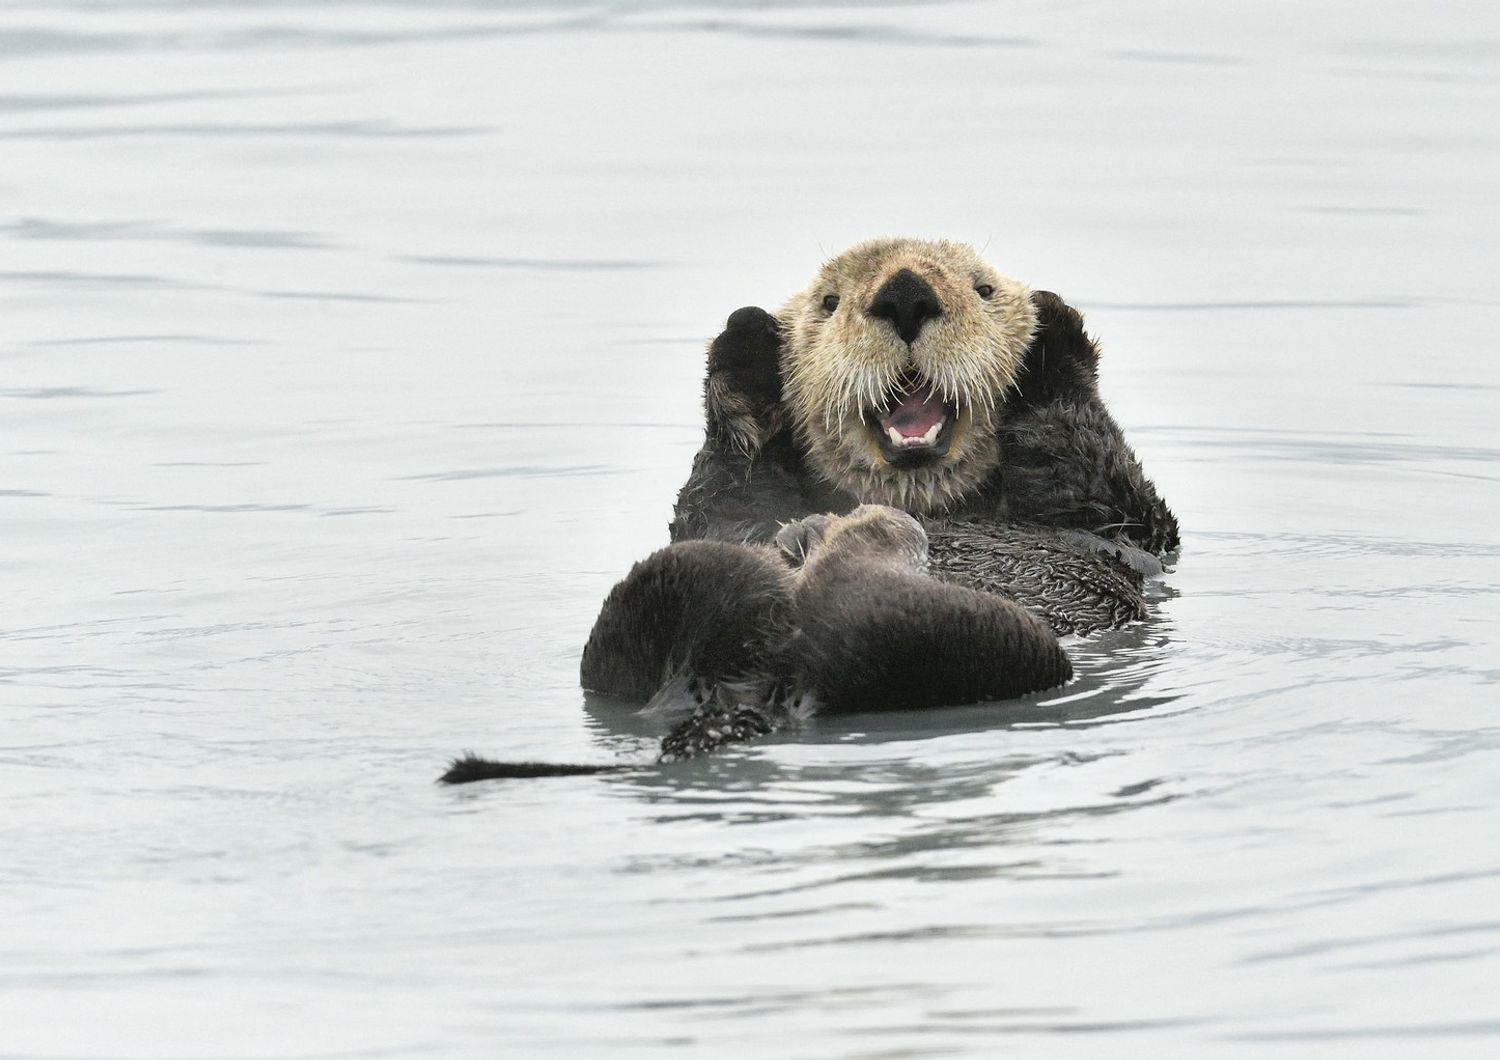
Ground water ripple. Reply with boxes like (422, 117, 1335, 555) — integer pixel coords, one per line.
(400, 254, 662, 271)
(1081, 298, 1418, 311)
(1, 386, 158, 399)
(28, 334, 266, 347)
(254, 288, 430, 304)
(0, 88, 300, 113)
(2, 217, 337, 249)
(635, 18, 1034, 49)
(397, 465, 617, 481)
(1230, 1020, 1500, 1041)
(0, 269, 187, 288)
(132, 503, 311, 513)
(0, 120, 492, 140)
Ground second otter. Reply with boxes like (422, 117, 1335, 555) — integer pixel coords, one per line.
(443, 505, 1072, 781)
(779, 505, 1071, 714)
(586, 505, 1071, 721)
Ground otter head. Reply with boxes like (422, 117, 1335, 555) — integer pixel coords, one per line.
(775, 504, 929, 575)
(778, 238, 1036, 513)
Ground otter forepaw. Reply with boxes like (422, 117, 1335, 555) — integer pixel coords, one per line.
(1016, 291, 1101, 404)
(705, 306, 785, 454)
(774, 512, 832, 567)
(1031, 290, 1084, 335)
(715, 306, 780, 362)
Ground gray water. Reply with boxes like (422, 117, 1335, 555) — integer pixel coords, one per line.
(4, 1, 1499, 1056)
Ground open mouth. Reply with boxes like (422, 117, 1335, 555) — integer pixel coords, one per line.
(865, 375, 957, 468)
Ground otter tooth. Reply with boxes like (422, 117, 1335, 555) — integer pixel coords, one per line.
(921, 421, 942, 446)
(887, 426, 904, 446)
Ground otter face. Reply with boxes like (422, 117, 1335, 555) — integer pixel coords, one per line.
(777, 238, 1036, 513)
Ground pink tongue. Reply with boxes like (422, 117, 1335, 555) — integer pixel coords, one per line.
(878, 387, 947, 438)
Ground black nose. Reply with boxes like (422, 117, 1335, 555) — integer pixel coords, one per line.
(867, 269, 942, 344)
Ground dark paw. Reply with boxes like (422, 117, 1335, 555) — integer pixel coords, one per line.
(708, 306, 782, 405)
(1015, 291, 1100, 404)
(774, 512, 833, 566)
(725, 304, 778, 335)
(704, 306, 786, 453)
(1031, 290, 1085, 336)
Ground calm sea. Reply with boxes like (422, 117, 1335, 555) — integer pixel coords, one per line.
(4, 1, 1499, 1055)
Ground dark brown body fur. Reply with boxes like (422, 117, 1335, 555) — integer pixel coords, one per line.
(561, 505, 1073, 771)
(786, 507, 1072, 712)
(439, 282, 1179, 782)
(579, 540, 792, 710)
(669, 292, 1179, 635)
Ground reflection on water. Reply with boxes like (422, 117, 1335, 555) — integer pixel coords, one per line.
(4, 0, 1500, 1055)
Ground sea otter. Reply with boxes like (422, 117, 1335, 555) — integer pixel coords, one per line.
(440, 239, 1178, 782)
(671, 237, 1179, 635)
(442, 505, 1072, 782)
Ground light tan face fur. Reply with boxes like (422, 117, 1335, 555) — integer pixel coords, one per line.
(777, 238, 1036, 514)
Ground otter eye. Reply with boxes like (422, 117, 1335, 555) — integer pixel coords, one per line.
(821, 294, 840, 313)
(975, 284, 994, 299)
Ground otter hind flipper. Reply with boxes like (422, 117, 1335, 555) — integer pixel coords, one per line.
(658, 683, 792, 762)
(1057, 529, 1167, 578)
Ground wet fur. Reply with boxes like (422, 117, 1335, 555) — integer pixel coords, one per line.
(443, 240, 1179, 782)
(994, 292, 1180, 556)
(787, 507, 1072, 711)
(579, 539, 793, 710)
(579, 506, 1073, 721)
(444, 506, 1072, 782)
(925, 523, 1146, 636)
(675, 253, 1176, 563)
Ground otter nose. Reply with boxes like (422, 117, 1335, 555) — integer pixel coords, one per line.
(867, 269, 942, 344)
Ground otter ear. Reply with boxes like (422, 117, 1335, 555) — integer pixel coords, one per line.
(704, 306, 786, 454)
(1013, 291, 1101, 406)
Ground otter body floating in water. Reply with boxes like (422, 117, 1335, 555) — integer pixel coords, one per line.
(442, 239, 1178, 783)
(591, 505, 1072, 718)
(671, 238, 1179, 596)
(442, 506, 1073, 782)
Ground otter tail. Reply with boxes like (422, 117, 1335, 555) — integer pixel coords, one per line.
(439, 753, 636, 784)
(438, 681, 800, 784)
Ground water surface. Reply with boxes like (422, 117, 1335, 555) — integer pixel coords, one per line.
(4, 1, 1499, 1056)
